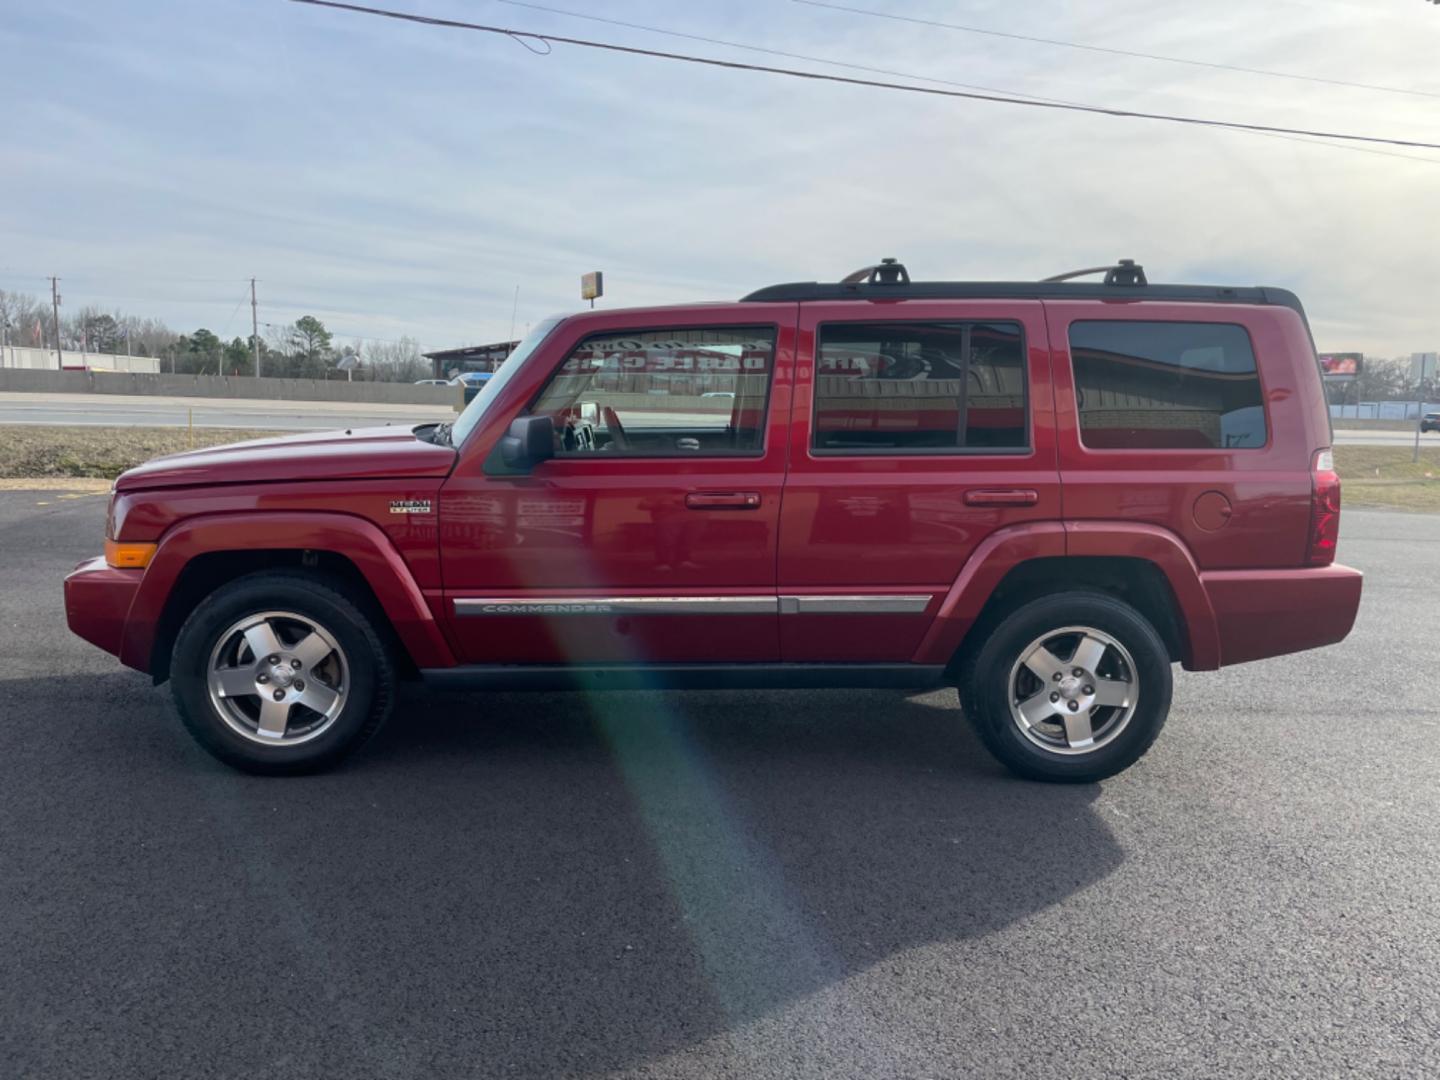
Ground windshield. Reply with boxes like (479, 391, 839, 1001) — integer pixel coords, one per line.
(449, 316, 566, 447)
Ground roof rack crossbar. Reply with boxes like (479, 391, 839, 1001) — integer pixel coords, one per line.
(1042, 259, 1148, 286)
(839, 257, 911, 287)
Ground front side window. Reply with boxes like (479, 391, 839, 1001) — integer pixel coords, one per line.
(1070, 321, 1267, 450)
(529, 326, 775, 456)
(812, 321, 1027, 452)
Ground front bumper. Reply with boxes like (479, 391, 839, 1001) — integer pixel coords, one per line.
(64, 557, 143, 662)
(1201, 562, 1363, 667)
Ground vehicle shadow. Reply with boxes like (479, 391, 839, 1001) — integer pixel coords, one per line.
(3, 673, 1125, 1078)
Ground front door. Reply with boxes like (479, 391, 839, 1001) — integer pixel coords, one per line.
(439, 307, 796, 665)
(777, 301, 1059, 662)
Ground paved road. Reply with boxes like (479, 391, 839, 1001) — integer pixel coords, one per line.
(0, 391, 455, 431)
(1334, 427, 1440, 446)
(1, 495, 1436, 1079)
(0, 391, 1429, 446)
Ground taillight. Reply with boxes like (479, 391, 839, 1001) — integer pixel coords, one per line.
(1308, 449, 1340, 566)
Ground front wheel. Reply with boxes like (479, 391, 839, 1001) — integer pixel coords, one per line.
(961, 591, 1173, 783)
(170, 571, 395, 775)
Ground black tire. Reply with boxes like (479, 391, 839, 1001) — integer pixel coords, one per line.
(959, 590, 1172, 783)
(170, 570, 395, 775)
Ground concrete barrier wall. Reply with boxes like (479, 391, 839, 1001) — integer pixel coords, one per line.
(0, 367, 460, 406)
(1330, 402, 1440, 421)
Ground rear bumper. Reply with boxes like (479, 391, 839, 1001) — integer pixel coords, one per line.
(64, 557, 143, 664)
(1200, 563, 1363, 667)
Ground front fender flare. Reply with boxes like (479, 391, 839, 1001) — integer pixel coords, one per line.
(119, 510, 456, 674)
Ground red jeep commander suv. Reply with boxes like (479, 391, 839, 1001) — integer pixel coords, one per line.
(64, 260, 1362, 781)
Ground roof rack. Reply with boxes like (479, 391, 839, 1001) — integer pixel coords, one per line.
(740, 258, 1304, 322)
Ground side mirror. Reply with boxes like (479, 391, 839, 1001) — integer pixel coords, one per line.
(498, 414, 555, 471)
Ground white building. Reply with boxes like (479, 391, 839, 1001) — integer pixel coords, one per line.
(0, 344, 160, 374)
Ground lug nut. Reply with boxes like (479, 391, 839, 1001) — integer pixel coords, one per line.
(1068, 700, 1079, 712)
(291, 659, 302, 670)
(272, 689, 285, 701)
(1053, 672, 1063, 681)
(1083, 685, 1094, 696)
(1049, 692, 1060, 703)
(267, 654, 280, 665)
(256, 673, 269, 684)
(293, 680, 305, 692)
(1072, 667, 1084, 677)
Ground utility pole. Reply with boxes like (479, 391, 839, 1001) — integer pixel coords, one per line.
(50, 276, 62, 369)
(1415, 354, 1434, 464)
(250, 277, 261, 378)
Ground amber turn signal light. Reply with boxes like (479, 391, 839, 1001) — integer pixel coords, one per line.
(104, 539, 157, 570)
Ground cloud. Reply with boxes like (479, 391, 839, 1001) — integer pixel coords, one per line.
(1, 0, 1436, 354)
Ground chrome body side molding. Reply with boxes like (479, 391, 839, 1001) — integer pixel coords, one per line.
(455, 595, 935, 617)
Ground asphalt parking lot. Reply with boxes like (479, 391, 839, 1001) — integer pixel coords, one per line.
(2, 492, 1437, 1080)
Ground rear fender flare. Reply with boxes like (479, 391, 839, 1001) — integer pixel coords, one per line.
(911, 522, 1066, 667)
(1064, 521, 1219, 670)
(119, 511, 456, 674)
(910, 520, 1220, 671)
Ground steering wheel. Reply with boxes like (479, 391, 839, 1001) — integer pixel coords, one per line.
(602, 405, 629, 452)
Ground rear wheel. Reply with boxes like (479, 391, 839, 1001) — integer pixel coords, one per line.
(170, 571, 394, 774)
(961, 591, 1172, 782)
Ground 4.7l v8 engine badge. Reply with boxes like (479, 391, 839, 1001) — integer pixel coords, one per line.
(389, 499, 433, 515)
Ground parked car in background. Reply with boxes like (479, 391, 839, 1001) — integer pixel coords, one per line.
(413, 378, 451, 387)
(1421, 412, 1440, 433)
(64, 259, 1361, 782)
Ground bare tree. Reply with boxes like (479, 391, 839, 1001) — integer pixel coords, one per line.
(0, 289, 47, 347)
(362, 336, 428, 382)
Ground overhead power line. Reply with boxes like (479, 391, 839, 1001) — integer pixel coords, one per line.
(289, 0, 1440, 151)
(465, 0, 1060, 102)
(793, 0, 1440, 101)
(458, 0, 1439, 166)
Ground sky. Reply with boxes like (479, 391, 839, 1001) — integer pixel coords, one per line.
(0, 0, 1436, 356)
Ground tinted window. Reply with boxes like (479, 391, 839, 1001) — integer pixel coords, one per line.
(1070, 321, 1266, 449)
(530, 327, 775, 456)
(812, 321, 1027, 452)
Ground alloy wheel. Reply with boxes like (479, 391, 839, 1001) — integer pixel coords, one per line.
(1007, 625, 1139, 755)
(205, 611, 349, 746)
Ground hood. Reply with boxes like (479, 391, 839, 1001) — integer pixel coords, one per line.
(113, 425, 457, 492)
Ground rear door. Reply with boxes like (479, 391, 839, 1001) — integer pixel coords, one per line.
(777, 301, 1059, 661)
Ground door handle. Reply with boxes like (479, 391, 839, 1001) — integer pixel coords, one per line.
(965, 488, 1039, 507)
(685, 491, 762, 510)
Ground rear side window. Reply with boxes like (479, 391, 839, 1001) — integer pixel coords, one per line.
(812, 321, 1027, 453)
(1070, 321, 1266, 450)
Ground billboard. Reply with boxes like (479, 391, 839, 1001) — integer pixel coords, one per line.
(1318, 352, 1362, 381)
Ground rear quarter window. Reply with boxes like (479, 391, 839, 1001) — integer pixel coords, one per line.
(1069, 321, 1266, 450)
